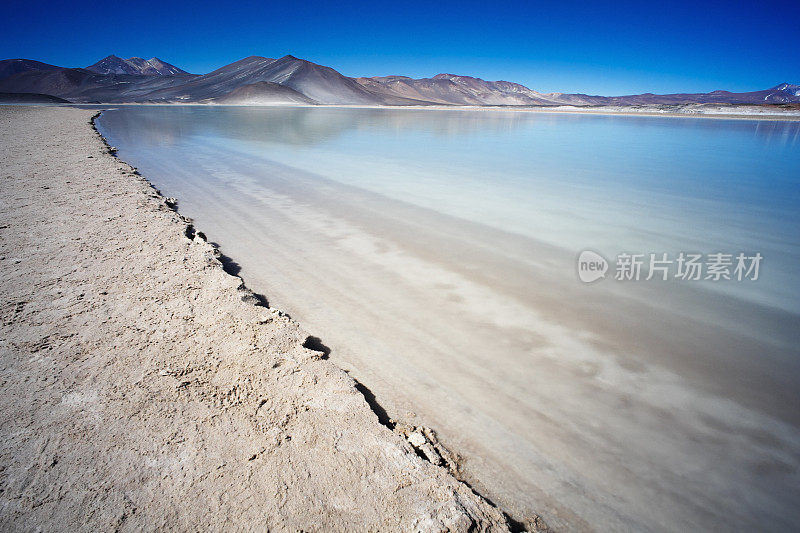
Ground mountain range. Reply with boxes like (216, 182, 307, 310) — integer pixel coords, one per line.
(0, 55, 798, 107)
(85, 55, 189, 76)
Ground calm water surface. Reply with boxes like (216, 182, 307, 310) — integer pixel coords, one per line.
(98, 106, 800, 532)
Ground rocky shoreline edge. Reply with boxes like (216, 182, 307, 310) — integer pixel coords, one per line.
(0, 105, 546, 531)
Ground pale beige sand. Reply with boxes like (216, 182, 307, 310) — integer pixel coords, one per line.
(0, 106, 515, 531)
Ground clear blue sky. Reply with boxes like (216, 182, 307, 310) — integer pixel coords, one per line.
(2, 0, 798, 95)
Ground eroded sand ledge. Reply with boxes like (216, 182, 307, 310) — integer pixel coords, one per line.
(0, 106, 517, 531)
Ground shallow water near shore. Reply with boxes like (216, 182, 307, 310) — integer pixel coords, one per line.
(98, 106, 800, 531)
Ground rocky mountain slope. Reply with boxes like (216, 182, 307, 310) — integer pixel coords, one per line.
(355, 73, 557, 105)
(209, 81, 318, 105)
(139, 55, 419, 105)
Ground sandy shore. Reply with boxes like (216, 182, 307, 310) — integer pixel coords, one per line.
(0, 106, 519, 531)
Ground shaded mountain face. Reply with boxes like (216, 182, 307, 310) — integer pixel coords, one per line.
(0, 68, 197, 103)
(0, 59, 61, 80)
(210, 81, 318, 105)
(132, 55, 281, 101)
(86, 55, 188, 76)
(0, 53, 797, 107)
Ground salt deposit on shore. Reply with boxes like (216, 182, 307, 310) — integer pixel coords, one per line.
(0, 106, 518, 531)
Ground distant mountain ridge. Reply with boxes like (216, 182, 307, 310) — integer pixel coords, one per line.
(0, 54, 797, 107)
(86, 55, 188, 76)
(357, 73, 557, 105)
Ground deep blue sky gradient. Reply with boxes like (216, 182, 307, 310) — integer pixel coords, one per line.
(2, 0, 798, 95)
